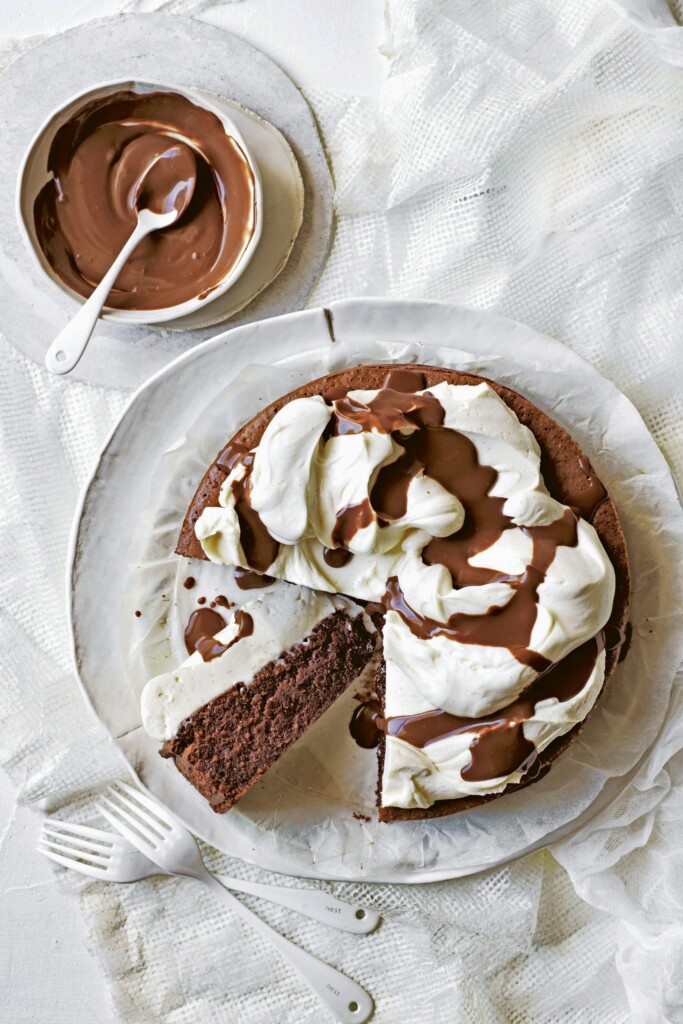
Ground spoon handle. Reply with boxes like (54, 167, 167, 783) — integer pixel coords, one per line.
(44, 219, 148, 375)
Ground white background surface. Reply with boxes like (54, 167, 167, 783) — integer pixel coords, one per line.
(0, 2, 384, 1021)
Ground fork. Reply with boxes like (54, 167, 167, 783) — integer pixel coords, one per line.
(38, 820, 378, 935)
(98, 782, 374, 1024)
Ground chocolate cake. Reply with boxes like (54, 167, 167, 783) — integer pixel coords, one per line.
(142, 586, 376, 813)
(159, 607, 376, 813)
(162, 363, 629, 820)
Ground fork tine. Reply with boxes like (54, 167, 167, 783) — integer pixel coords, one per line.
(114, 781, 177, 830)
(37, 843, 108, 879)
(41, 827, 114, 856)
(98, 797, 160, 850)
(40, 837, 110, 865)
(107, 786, 168, 838)
(43, 819, 118, 845)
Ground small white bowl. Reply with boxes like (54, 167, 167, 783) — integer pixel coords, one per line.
(16, 79, 263, 325)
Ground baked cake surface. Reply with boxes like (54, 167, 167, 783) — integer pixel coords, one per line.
(162, 363, 629, 819)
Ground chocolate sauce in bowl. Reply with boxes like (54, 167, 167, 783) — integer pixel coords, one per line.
(34, 88, 256, 310)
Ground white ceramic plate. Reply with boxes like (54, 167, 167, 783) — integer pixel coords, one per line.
(69, 298, 683, 882)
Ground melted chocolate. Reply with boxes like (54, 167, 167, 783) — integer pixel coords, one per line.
(195, 609, 254, 663)
(382, 368, 426, 392)
(217, 443, 280, 574)
(384, 633, 604, 780)
(234, 568, 275, 590)
(184, 607, 226, 656)
(383, 510, 578, 673)
(212, 378, 608, 690)
(183, 576, 196, 590)
(330, 501, 374, 550)
(572, 456, 609, 522)
(34, 89, 256, 311)
(215, 594, 232, 608)
(323, 546, 353, 568)
(349, 700, 383, 749)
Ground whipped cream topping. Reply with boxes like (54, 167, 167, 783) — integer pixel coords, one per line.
(142, 586, 363, 742)
(381, 645, 606, 807)
(194, 371, 616, 808)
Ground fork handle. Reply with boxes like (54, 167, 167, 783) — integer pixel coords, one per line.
(202, 874, 373, 1023)
(213, 873, 379, 934)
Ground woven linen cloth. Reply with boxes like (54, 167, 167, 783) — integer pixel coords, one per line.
(2, 1, 683, 1021)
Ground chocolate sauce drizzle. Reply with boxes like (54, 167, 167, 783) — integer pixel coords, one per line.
(217, 442, 280, 573)
(384, 633, 605, 780)
(183, 606, 253, 662)
(216, 366, 613, 785)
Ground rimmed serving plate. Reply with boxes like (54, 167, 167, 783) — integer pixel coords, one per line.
(68, 298, 683, 881)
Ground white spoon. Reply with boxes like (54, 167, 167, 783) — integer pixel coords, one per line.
(45, 143, 196, 376)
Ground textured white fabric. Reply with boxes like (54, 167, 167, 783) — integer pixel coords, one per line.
(2, 1, 683, 1022)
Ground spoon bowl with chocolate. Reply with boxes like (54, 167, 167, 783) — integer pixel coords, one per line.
(17, 80, 263, 326)
(44, 143, 197, 374)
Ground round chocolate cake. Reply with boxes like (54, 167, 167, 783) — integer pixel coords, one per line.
(152, 363, 630, 820)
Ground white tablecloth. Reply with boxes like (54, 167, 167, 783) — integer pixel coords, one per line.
(2, 1, 683, 1021)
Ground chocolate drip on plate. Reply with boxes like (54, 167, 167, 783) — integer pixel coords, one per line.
(184, 607, 226, 656)
(384, 633, 604, 781)
(195, 609, 254, 663)
(183, 576, 196, 590)
(349, 700, 383, 749)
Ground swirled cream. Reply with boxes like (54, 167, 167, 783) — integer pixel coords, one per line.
(194, 371, 616, 808)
